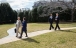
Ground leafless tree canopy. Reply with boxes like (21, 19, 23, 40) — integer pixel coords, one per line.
(33, 0, 76, 20)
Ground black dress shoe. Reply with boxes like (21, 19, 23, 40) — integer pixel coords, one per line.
(59, 29, 61, 30)
(25, 36, 28, 37)
(49, 29, 51, 30)
(19, 37, 22, 38)
(16, 36, 18, 37)
(55, 29, 56, 31)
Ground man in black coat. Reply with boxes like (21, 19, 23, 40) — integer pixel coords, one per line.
(55, 13, 60, 30)
(19, 17, 28, 38)
(49, 13, 54, 30)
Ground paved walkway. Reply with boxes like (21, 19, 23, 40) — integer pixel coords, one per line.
(0, 27, 76, 45)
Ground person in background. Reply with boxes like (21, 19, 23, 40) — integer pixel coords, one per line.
(19, 17, 28, 38)
(55, 13, 60, 30)
(49, 13, 54, 30)
(16, 17, 22, 37)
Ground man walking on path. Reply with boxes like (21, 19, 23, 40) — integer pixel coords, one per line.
(19, 17, 28, 38)
(49, 13, 54, 30)
(16, 17, 22, 37)
(55, 13, 60, 30)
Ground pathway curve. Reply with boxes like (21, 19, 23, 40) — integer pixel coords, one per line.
(0, 27, 76, 45)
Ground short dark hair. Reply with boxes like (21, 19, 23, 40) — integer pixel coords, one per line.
(23, 17, 26, 20)
(56, 13, 58, 14)
(50, 13, 52, 15)
(50, 13, 52, 14)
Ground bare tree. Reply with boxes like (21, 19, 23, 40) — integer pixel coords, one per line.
(35, 0, 76, 21)
(56, 0, 76, 21)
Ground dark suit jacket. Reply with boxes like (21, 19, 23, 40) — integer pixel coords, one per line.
(55, 16, 59, 23)
(22, 20, 27, 31)
(49, 16, 53, 23)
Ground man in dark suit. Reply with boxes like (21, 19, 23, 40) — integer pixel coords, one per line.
(19, 17, 28, 38)
(55, 13, 60, 30)
(49, 13, 54, 30)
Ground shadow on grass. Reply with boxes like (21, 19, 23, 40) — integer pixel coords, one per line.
(60, 30, 76, 33)
(22, 38, 40, 43)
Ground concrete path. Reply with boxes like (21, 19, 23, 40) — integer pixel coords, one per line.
(0, 27, 76, 45)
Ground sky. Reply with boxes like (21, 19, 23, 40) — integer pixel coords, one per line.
(0, 0, 39, 10)
(0, 0, 72, 10)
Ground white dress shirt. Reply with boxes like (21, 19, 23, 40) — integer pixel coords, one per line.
(16, 20, 20, 25)
(50, 16, 53, 19)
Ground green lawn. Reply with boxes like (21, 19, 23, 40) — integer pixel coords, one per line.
(0, 29, 76, 48)
(0, 22, 76, 39)
(0, 22, 76, 48)
(27, 22, 76, 32)
(0, 24, 15, 39)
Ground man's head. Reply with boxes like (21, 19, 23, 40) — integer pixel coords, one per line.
(56, 13, 58, 16)
(50, 13, 52, 16)
(17, 17, 20, 20)
(23, 17, 26, 20)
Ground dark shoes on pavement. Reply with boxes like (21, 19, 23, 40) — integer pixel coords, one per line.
(49, 27, 54, 30)
(19, 36, 28, 38)
(55, 29, 61, 31)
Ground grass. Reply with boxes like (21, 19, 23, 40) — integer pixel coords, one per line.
(0, 29, 76, 48)
(27, 22, 76, 32)
(0, 22, 76, 39)
(0, 24, 15, 39)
